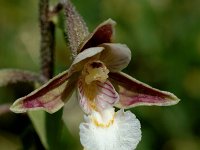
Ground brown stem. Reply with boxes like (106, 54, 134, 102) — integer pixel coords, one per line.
(49, 2, 63, 17)
(39, 0, 55, 79)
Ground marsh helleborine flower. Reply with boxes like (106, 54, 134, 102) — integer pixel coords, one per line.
(10, 19, 179, 150)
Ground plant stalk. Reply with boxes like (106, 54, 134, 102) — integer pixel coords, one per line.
(39, 0, 55, 79)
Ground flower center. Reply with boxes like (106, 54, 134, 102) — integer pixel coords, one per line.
(79, 61, 110, 112)
(84, 61, 109, 85)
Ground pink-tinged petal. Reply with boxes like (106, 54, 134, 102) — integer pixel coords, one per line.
(77, 79, 119, 114)
(95, 80, 119, 111)
(69, 47, 104, 74)
(79, 19, 116, 52)
(10, 70, 76, 114)
(100, 43, 131, 72)
(109, 72, 180, 108)
(77, 80, 91, 114)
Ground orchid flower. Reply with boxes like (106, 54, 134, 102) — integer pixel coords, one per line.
(10, 18, 179, 150)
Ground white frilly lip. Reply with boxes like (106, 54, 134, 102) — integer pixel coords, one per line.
(79, 108, 141, 150)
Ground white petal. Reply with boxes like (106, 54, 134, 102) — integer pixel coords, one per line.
(79, 108, 141, 150)
(77, 79, 119, 114)
(100, 43, 131, 72)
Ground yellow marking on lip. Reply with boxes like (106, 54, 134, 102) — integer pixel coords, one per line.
(83, 81, 97, 101)
(92, 114, 115, 128)
(89, 101, 98, 111)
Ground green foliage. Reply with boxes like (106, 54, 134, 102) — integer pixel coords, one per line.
(29, 109, 79, 150)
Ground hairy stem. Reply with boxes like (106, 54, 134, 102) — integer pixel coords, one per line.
(39, 0, 55, 79)
(63, 0, 89, 57)
(39, 1, 64, 149)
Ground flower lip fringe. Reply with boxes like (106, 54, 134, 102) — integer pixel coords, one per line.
(80, 108, 142, 150)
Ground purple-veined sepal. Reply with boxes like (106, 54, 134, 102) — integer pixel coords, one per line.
(109, 72, 180, 108)
(10, 70, 76, 114)
(79, 19, 116, 52)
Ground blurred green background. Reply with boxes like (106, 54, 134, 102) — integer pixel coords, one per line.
(0, 0, 200, 149)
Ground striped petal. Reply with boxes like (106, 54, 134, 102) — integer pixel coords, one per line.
(77, 79, 119, 114)
(100, 43, 131, 72)
(109, 72, 180, 108)
(10, 70, 76, 114)
(79, 19, 116, 52)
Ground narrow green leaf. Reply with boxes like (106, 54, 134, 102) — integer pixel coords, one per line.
(45, 109, 63, 150)
(28, 110, 48, 149)
(28, 109, 64, 150)
(29, 109, 78, 150)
